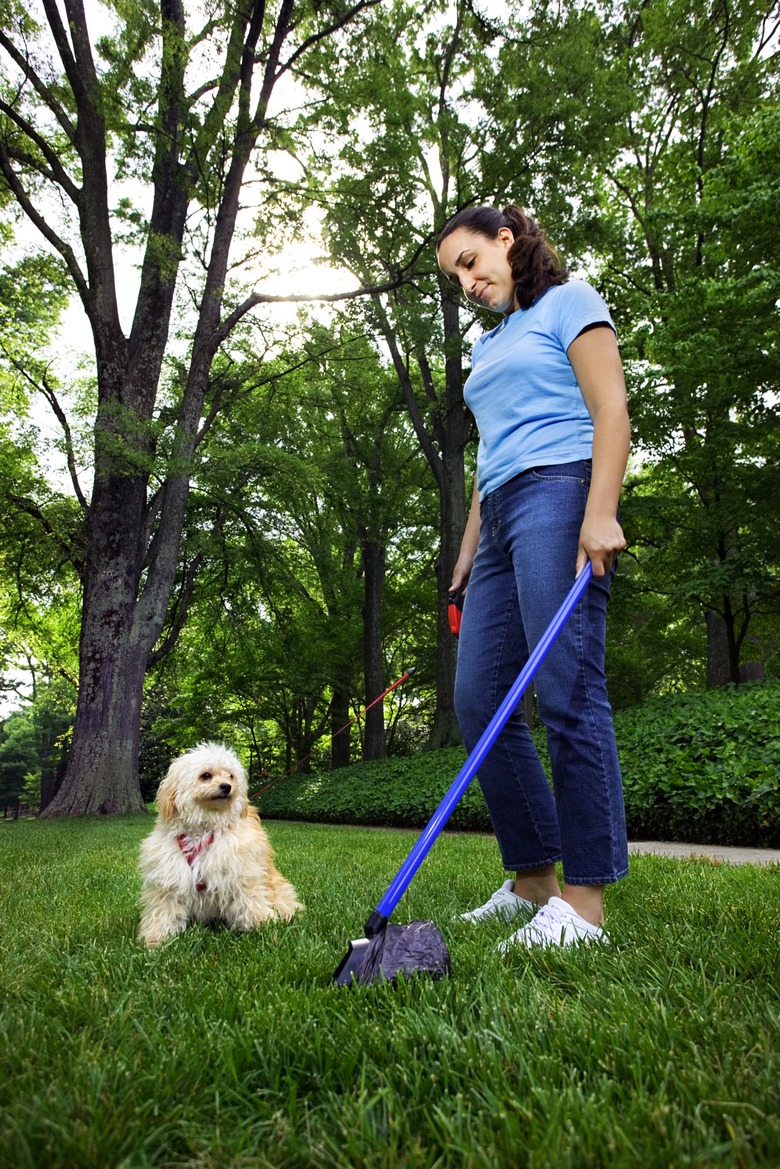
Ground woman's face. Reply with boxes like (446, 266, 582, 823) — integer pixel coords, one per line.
(437, 226, 517, 314)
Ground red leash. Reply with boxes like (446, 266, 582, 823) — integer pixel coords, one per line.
(250, 667, 417, 800)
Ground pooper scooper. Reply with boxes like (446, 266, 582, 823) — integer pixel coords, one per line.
(333, 563, 593, 987)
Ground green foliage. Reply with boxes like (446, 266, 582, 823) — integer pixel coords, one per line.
(2, 0, 779, 791)
(617, 678, 780, 846)
(147, 325, 437, 769)
(605, 551, 708, 707)
(258, 679, 780, 847)
(1, 818, 780, 1168)
(0, 682, 73, 812)
(0, 245, 85, 711)
(592, 0, 780, 682)
(257, 746, 482, 829)
(0, 255, 69, 359)
(0, 710, 37, 808)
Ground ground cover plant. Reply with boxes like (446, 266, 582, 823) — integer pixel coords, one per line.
(257, 678, 780, 847)
(2, 817, 779, 1168)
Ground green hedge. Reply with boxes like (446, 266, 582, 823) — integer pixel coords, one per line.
(255, 678, 780, 847)
(617, 677, 780, 846)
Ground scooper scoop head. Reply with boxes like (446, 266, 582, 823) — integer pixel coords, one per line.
(334, 920, 451, 987)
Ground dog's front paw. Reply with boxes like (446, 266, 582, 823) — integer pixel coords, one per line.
(275, 898, 303, 922)
(138, 929, 167, 947)
(223, 902, 274, 932)
(272, 881, 303, 922)
(137, 902, 189, 947)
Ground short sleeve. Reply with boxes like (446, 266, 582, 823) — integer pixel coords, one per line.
(553, 282, 616, 352)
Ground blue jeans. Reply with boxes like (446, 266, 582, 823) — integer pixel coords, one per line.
(455, 462, 628, 886)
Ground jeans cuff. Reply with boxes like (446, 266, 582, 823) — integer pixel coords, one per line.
(503, 856, 562, 872)
(562, 866, 630, 886)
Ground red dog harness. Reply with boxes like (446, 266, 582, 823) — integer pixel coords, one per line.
(177, 833, 214, 891)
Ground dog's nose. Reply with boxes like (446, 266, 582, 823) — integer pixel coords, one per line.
(218, 782, 232, 796)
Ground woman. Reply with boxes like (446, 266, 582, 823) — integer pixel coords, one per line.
(437, 205, 630, 950)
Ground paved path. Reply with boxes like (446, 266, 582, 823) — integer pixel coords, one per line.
(270, 821, 780, 865)
(628, 840, 780, 865)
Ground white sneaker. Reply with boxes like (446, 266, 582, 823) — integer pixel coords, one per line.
(458, 879, 534, 924)
(498, 896, 605, 953)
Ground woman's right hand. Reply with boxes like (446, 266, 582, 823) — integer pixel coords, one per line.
(450, 553, 474, 596)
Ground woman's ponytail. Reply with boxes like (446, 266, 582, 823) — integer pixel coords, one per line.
(501, 206, 568, 310)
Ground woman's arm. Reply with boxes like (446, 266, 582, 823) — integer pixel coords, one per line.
(567, 325, 631, 578)
(450, 478, 481, 593)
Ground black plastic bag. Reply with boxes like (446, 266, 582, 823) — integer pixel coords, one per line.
(353, 920, 452, 986)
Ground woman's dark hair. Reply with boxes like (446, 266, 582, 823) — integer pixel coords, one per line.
(437, 205, 568, 310)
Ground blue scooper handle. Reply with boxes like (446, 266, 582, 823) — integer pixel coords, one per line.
(367, 561, 593, 933)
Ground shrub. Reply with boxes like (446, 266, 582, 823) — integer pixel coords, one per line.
(256, 678, 780, 847)
(616, 677, 780, 846)
(255, 747, 483, 830)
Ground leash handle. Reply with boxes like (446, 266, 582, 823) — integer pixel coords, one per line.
(373, 563, 593, 925)
(448, 589, 464, 638)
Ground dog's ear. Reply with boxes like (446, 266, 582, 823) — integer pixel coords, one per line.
(240, 796, 250, 818)
(156, 768, 179, 820)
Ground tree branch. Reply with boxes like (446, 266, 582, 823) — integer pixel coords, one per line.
(0, 31, 77, 142)
(1, 349, 89, 512)
(38, 386, 90, 514)
(213, 272, 411, 347)
(187, 3, 252, 169)
(39, 0, 86, 104)
(275, 0, 385, 81)
(0, 100, 80, 200)
(61, 0, 101, 95)
(146, 548, 206, 666)
(8, 495, 85, 578)
(0, 145, 90, 303)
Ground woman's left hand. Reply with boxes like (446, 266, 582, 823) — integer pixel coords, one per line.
(577, 513, 626, 579)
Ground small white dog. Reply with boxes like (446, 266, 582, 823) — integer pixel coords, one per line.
(138, 742, 302, 946)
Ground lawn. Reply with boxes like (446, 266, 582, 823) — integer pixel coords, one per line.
(1, 816, 779, 1168)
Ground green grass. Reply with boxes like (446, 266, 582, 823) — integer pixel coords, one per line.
(1, 817, 779, 1168)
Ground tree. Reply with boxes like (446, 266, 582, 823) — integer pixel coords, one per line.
(0, 252, 84, 724)
(0, 710, 37, 816)
(592, 0, 780, 685)
(307, 0, 631, 743)
(305, 322, 432, 760)
(0, 0, 384, 813)
(0, 680, 72, 814)
(148, 321, 434, 769)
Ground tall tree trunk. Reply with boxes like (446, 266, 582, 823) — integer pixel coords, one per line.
(362, 539, 386, 760)
(45, 642, 148, 814)
(330, 682, 352, 770)
(426, 285, 470, 748)
(705, 607, 740, 687)
(428, 451, 466, 749)
(42, 473, 153, 814)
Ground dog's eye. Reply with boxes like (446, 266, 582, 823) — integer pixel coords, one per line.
(200, 771, 213, 781)
(228, 772, 234, 780)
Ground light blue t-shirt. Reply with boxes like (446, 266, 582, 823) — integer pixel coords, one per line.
(465, 280, 616, 500)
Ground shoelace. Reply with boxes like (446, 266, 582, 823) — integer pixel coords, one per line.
(526, 903, 559, 934)
(525, 902, 589, 942)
